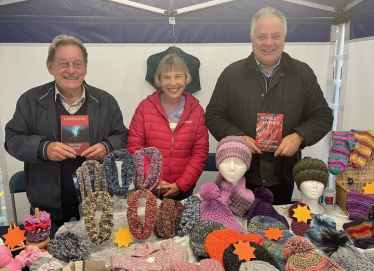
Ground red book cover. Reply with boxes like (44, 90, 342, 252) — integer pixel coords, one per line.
(255, 113, 283, 152)
(61, 115, 89, 155)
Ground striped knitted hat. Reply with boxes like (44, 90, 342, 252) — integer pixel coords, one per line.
(216, 136, 252, 169)
(292, 157, 328, 190)
(284, 236, 344, 271)
(346, 190, 374, 221)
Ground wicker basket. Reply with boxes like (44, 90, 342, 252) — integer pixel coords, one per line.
(335, 152, 374, 214)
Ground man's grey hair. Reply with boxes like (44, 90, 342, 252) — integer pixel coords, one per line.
(47, 34, 88, 64)
(251, 7, 287, 35)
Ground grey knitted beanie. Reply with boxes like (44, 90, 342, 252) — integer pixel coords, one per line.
(239, 261, 279, 271)
(189, 220, 225, 258)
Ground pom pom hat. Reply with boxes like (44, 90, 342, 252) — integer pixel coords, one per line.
(283, 236, 344, 271)
(292, 157, 329, 190)
(215, 136, 252, 169)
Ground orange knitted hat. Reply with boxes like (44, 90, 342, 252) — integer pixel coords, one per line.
(204, 229, 264, 267)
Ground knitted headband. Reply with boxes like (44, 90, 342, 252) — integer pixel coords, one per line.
(176, 195, 201, 237)
(292, 157, 329, 190)
(154, 198, 184, 238)
(216, 136, 252, 169)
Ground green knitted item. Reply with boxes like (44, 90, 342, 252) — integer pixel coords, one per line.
(292, 157, 329, 190)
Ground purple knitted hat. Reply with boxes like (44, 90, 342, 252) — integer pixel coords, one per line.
(216, 136, 252, 169)
(199, 182, 243, 233)
(246, 188, 289, 229)
(346, 190, 374, 220)
(288, 202, 312, 236)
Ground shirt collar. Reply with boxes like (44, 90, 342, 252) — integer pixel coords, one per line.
(255, 55, 282, 77)
(54, 83, 86, 102)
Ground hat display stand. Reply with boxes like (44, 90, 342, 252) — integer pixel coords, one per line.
(25, 208, 50, 249)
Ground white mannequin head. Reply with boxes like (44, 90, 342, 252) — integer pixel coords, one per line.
(300, 180, 325, 214)
(218, 157, 247, 186)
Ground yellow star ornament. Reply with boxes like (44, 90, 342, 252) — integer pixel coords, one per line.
(113, 227, 133, 248)
(233, 240, 256, 262)
(363, 183, 374, 194)
(292, 205, 312, 223)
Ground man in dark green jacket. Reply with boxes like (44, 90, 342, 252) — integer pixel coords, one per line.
(5, 35, 128, 225)
(206, 7, 333, 204)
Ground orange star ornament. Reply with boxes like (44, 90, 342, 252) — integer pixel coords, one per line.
(363, 183, 374, 194)
(3, 222, 27, 250)
(233, 240, 256, 262)
(263, 227, 284, 241)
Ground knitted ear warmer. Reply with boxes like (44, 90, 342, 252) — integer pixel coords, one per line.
(155, 198, 184, 238)
(15, 245, 41, 268)
(189, 220, 225, 259)
(176, 195, 201, 237)
(346, 190, 374, 221)
(47, 232, 90, 262)
(288, 202, 312, 236)
(343, 220, 374, 249)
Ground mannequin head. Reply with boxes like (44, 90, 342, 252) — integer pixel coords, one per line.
(218, 157, 248, 186)
(300, 180, 325, 199)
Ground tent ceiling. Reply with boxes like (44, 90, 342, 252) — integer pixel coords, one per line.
(0, 0, 373, 43)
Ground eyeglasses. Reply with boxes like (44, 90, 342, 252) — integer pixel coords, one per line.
(53, 60, 85, 70)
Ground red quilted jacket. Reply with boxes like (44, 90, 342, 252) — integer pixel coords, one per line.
(127, 91, 209, 193)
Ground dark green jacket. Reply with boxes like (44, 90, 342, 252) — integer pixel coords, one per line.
(206, 52, 333, 185)
(5, 81, 128, 219)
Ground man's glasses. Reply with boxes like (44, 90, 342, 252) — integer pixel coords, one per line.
(53, 60, 85, 70)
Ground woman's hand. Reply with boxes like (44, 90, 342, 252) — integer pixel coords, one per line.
(162, 182, 182, 198)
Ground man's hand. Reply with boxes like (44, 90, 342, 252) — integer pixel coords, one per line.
(47, 142, 76, 161)
(81, 143, 107, 161)
(162, 182, 182, 198)
(243, 135, 262, 154)
(274, 133, 303, 157)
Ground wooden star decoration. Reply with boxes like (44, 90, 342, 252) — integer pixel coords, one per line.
(233, 240, 256, 262)
(292, 204, 312, 223)
(3, 225, 27, 249)
(113, 227, 133, 248)
(363, 183, 374, 194)
(263, 227, 284, 241)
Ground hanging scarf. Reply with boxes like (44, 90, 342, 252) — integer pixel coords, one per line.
(126, 190, 157, 240)
(76, 160, 107, 201)
(103, 149, 134, 196)
(133, 147, 162, 191)
(82, 191, 114, 246)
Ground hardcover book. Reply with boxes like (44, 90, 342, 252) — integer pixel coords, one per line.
(255, 113, 284, 152)
(61, 115, 89, 155)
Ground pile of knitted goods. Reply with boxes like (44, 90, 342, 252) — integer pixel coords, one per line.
(23, 208, 51, 247)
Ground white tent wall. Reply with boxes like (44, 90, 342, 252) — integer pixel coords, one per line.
(1, 42, 331, 221)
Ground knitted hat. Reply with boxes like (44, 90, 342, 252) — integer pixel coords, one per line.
(176, 195, 201, 237)
(318, 227, 374, 271)
(215, 136, 252, 169)
(29, 256, 63, 271)
(343, 220, 374, 249)
(164, 259, 224, 271)
(288, 202, 312, 236)
(283, 236, 344, 271)
(292, 157, 329, 190)
(346, 190, 374, 220)
(239, 261, 279, 271)
(189, 220, 225, 258)
(247, 216, 294, 270)
(199, 182, 243, 233)
(247, 188, 289, 229)
(223, 241, 281, 271)
(215, 175, 255, 217)
(304, 214, 337, 250)
(204, 229, 264, 267)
